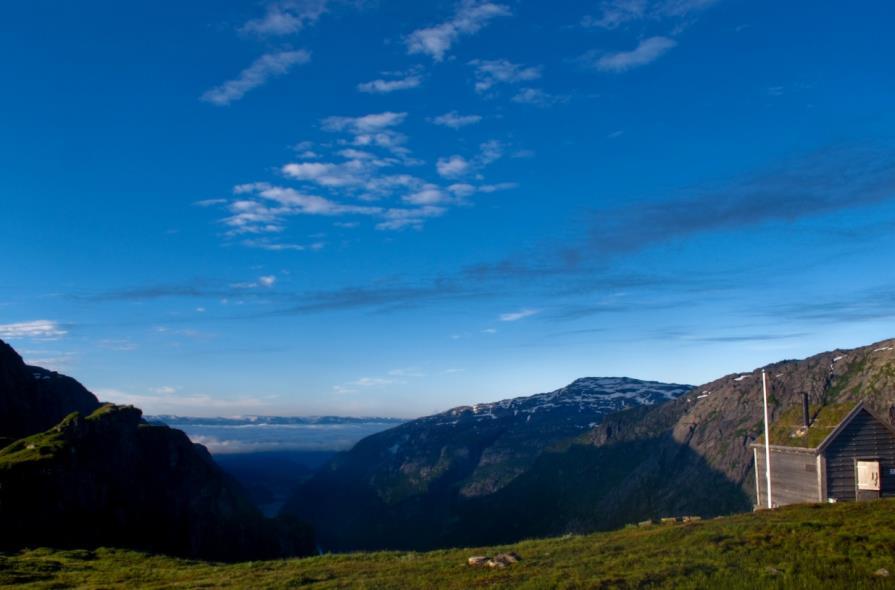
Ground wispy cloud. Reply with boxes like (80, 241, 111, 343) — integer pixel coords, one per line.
(431, 111, 482, 129)
(762, 286, 895, 324)
(469, 59, 541, 93)
(321, 111, 407, 134)
(201, 111, 515, 237)
(499, 308, 539, 322)
(333, 376, 394, 394)
(511, 87, 566, 107)
(239, 0, 329, 36)
(588, 144, 895, 255)
(584, 36, 677, 73)
(436, 140, 505, 179)
(150, 385, 178, 394)
(357, 69, 423, 94)
(436, 155, 471, 178)
(221, 183, 381, 235)
(201, 50, 311, 106)
(232, 274, 278, 288)
(0, 320, 67, 341)
(581, 0, 647, 29)
(581, 0, 718, 29)
(406, 0, 511, 62)
(334, 366, 426, 394)
(242, 238, 325, 251)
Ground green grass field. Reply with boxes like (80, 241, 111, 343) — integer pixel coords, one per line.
(3, 500, 895, 589)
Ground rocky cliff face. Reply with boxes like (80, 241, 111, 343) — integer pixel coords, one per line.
(283, 377, 691, 551)
(0, 340, 100, 443)
(0, 340, 314, 561)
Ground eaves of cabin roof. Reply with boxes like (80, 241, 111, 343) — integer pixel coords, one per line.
(748, 442, 817, 454)
(815, 401, 895, 453)
(750, 400, 895, 453)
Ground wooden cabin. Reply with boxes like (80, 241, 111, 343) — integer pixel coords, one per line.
(752, 399, 895, 508)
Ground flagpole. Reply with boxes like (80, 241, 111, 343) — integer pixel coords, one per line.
(762, 369, 772, 509)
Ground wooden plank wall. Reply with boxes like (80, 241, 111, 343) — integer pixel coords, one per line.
(825, 410, 895, 501)
(755, 448, 819, 507)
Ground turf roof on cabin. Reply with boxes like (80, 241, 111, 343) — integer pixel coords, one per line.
(756, 402, 858, 449)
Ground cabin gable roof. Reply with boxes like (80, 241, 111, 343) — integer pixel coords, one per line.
(751, 400, 895, 453)
(815, 402, 895, 453)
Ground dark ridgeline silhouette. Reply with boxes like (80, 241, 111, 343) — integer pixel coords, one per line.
(0, 340, 313, 561)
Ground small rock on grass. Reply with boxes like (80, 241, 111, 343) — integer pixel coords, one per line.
(468, 553, 522, 568)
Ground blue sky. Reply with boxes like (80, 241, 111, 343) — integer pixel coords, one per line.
(2, 0, 895, 417)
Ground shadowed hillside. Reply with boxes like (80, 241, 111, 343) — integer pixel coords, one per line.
(284, 339, 895, 551)
(0, 340, 314, 561)
(283, 377, 693, 550)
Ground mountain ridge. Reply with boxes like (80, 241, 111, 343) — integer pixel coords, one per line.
(284, 338, 895, 551)
(283, 376, 693, 550)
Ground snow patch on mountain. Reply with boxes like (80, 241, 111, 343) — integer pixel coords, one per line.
(428, 377, 692, 426)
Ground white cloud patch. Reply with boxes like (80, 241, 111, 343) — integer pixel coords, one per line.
(588, 36, 677, 72)
(581, 0, 717, 29)
(358, 69, 423, 94)
(581, 0, 647, 29)
(406, 0, 511, 62)
(239, 0, 329, 36)
(242, 238, 325, 251)
(334, 367, 424, 394)
(333, 376, 394, 394)
(259, 275, 277, 287)
(150, 385, 178, 394)
(436, 140, 506, 179)
(469, 59, 541, 93)
(499, 308, 539, 322)
(201, 50, 311, 106)
(512, 87, 565, 107)
(436, 155, 471, 178)
(0, 320, 67, 341)
(322, 111, 407, 134)
(204, 108, 515, 239)
(431, 111, 483, 129)
(223, 183, 381, 235)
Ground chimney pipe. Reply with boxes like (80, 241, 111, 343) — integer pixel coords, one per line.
(802, 393, 810, 429)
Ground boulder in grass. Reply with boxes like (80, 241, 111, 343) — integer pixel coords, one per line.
(493, 552, 521, 566)
(468, 553, 522, 568)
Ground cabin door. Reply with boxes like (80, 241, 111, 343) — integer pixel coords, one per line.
(856, 460, 881, 501)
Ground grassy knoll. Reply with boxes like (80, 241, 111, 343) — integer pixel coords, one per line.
(3, 500, 895, 589)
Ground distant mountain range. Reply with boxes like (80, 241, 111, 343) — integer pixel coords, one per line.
(284, 339, 895, 551)
(283, 377, 693, 550)
(0, 340, 314, 561)
(6, 334, 895, 558)
(150, 415, 406, 426)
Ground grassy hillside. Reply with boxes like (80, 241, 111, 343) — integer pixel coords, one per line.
(4, 500, 895, 589)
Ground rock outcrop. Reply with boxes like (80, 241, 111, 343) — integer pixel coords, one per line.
(0, 339, 314, 561)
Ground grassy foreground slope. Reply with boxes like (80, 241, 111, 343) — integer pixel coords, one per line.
(3, 501, 895, 589)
